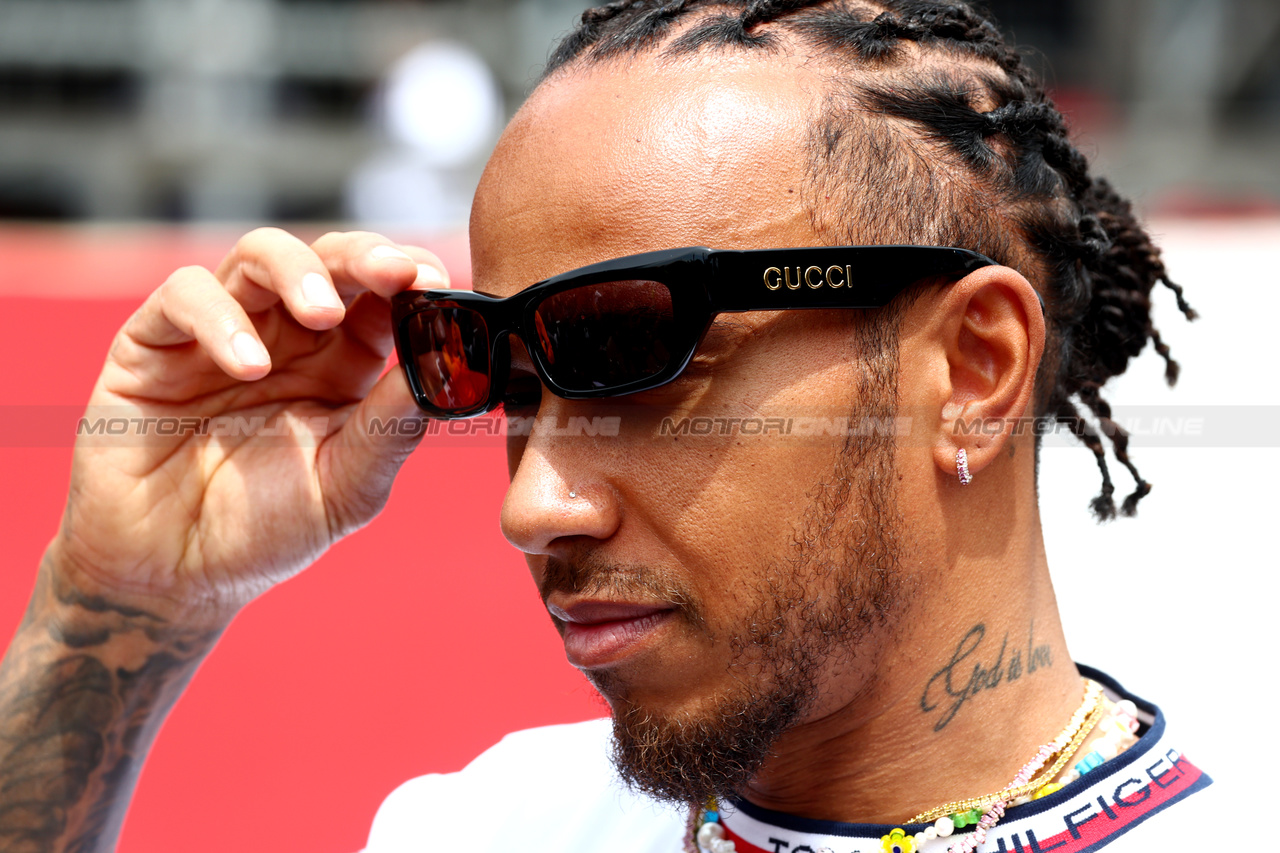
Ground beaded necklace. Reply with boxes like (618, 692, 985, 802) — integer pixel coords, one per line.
(688, 678, 1140, 853)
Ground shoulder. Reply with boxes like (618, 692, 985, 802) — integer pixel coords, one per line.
(362, 719, 686, 853)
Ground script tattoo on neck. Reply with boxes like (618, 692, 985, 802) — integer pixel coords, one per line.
(920, 621, 1053, 732)
(0, 560, 219, 853)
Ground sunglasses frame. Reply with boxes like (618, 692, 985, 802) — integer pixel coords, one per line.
(391, 245, 996, 418)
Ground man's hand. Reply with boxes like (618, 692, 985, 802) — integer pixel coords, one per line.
(55, 228, 447, 625)
(0, 229, 446, 853)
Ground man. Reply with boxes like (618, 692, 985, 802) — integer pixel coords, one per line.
(0, 2, 1209, 852)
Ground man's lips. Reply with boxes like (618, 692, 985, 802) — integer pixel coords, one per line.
(546, 600, 675, 668)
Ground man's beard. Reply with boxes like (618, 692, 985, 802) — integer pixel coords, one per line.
(623, 420, 902, 806)
(541, 399, 905, 808)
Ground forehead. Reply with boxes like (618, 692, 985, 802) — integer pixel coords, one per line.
(470, 52, 827, 296)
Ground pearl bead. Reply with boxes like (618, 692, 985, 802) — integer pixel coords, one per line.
(914, 832, 928, 847)
(698, 822, 724, 845)
(1115, 699, 1138, 718)
(924, 827, 938, 841)
(1095, 737, 1119, 760)
(936, 817, 955, 837)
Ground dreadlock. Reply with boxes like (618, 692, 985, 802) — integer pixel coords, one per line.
(542, 0, 1196, 520)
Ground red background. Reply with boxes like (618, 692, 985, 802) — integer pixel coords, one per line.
(0, 226, 603, 852)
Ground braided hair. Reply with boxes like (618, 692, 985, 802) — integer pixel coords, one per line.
(542, 0, 1196, 520)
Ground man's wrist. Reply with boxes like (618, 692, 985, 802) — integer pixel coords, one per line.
(41, 537, 242, 636)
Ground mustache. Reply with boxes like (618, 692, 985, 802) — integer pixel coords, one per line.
(539, 555, 706, 630)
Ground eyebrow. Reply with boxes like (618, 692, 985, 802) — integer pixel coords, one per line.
(705, 316, 746, 337)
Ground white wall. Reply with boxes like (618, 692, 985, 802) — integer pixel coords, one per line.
(1039, 219, 1279, 836)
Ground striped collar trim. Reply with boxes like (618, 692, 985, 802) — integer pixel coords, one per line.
(719, 667, 1210, 853)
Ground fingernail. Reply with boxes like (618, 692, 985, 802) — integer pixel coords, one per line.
(416, 264, 446, 287)
(302, 272, 343, 310)
(232, 331, 270, 367)
(371, 245, 414, 263)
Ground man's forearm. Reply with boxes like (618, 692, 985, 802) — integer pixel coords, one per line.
(0, 556, 221, 853)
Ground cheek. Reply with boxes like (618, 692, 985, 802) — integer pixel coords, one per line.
(652, 335, 858, 577)
(641, 427, 850, 616)
(657, 440, 840, 596)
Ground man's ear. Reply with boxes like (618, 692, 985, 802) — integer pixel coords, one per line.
(922, 265, 1046, 482)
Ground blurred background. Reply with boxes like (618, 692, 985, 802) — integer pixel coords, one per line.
(0, 2, 1276, 852)
(0, 0, 1277, 224)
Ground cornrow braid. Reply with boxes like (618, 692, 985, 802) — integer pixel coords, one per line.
(548, 0, 653, 70)
(541, 0, 1196, 520)
(740, 0, 828, 29)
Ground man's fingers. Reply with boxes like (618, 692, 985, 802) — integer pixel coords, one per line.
(400, 246, 452, 292)
(120, 266, 272, 379)
(217, 227, 347, 331)
(213, 228, 449, 320)
(310, 231, 450, 300)
(111, 229, 452, 395)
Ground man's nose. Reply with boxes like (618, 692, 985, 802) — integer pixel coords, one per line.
(500, 408, 622, 556)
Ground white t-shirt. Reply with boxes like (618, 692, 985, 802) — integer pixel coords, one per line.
(364, 718, 686, 852)
(363, 670, 1212, 853)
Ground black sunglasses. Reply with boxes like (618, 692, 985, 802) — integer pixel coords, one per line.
(391, 245, 995, 419)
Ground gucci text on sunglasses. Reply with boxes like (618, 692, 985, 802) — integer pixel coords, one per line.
(764, 263, 863, 290)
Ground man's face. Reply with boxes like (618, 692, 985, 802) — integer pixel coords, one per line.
(471, 53, 910, 803)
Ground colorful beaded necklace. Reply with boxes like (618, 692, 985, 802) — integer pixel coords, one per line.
(687, 678, 1140, 853)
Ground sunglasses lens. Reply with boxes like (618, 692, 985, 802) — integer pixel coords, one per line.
(532, 280, 675, 392)
(403, 307, 492, 413)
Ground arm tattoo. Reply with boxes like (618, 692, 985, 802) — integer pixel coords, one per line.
(0, 559, 220, 853)
(920, 620, 1054, 732)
